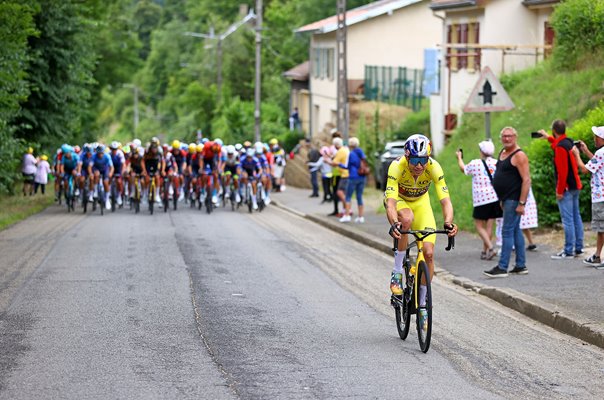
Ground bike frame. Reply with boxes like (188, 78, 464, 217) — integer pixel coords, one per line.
(393, 230, 454, 309)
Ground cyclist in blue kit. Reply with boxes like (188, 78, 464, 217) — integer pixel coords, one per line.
(91, 145, 114, 210)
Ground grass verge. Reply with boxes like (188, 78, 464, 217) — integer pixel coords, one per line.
(0, 183, 54, 231)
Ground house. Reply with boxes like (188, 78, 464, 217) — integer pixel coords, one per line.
(295, 0, 441, 139)
(283, 61, 310, 133)
(429, 0, 559, 151)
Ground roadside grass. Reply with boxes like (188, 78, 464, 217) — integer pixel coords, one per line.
(0, 183, 55, 231)
(432, 61, 604, 230)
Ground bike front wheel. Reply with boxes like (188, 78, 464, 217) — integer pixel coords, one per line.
(417, 261, 432, 353)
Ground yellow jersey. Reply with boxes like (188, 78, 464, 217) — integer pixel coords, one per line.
(384, 157, 450, 202)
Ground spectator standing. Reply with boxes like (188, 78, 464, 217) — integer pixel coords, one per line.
(22, 147, 37, 196)
(575, 126, 604, 268)
(455, 140, 501, 260)
(328, 137, 349, 217)
(340, 137, 366, 223)
(521, 188, 539, 251)
(289, 107, 301, 131)
(306, 139, 320, 197)
(319, 146, 333, 203)
(271, 139, 287, 192)
(484, 127, 531, 278)
(34, 155, 51, 195)
(538, 120, 584, 259)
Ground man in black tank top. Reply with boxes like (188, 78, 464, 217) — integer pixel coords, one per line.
(485, 127, 532, 278)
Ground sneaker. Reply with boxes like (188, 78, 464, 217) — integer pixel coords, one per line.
(105, 199, 111, 210)
(480, 251, 487, 260)
(485, 248, 497, 260)
(551, 250, 573, 259)
(509, 266, 529, 275)
(179, 191, 184, 201)
(390, 272, 404, 296)
(265, 196, 271, 206)
(88, 194, 94, 203)
(235, 192, 241, 203)
(253, 203, 259, 210)
(280, 185, 286, 191)
(418, 308, 428, 333)
(574, 250, 584, 258)
(583, 254, 602, 266)
(527, 244, 537, 251)
(339, 214, 351, 223)
(154, 194, 161, 203)
(483, 266, 508, 278)
(354, 216, 365, 224)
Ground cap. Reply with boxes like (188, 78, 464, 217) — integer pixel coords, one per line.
(592, 126, 604, 139)
(478, 140, 495, 156)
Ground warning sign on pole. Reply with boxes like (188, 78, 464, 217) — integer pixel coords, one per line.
(463, 66, 515, 113)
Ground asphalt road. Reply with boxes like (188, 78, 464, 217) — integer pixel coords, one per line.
(1, 203, 604, 399)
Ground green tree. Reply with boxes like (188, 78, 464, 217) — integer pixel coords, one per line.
(14, 0, 97, 148)
(0, 1, 37, 194)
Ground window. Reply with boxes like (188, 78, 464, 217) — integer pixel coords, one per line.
(447, 22, 480, 72)
(311, 47, 335, 80)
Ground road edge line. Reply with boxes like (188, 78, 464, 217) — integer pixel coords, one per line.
(271, 200, 604, 349)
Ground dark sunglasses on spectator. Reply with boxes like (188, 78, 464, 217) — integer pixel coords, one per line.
(408, 156, 429, 166)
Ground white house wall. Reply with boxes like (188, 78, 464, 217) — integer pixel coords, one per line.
(347, 1, 440, 76)
(308, 0, 441, 136)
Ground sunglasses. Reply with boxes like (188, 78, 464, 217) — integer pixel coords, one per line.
(408, 156, 429, 166)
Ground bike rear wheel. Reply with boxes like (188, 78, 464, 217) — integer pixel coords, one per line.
(417, 261, 432, 353)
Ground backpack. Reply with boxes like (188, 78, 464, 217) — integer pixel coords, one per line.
(357, 148, 370, 176)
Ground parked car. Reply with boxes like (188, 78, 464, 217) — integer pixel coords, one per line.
(374, 140, 406, 189)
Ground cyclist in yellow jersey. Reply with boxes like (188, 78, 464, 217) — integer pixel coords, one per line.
(385, 134, 458, 309)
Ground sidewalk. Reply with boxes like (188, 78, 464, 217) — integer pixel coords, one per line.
(271, 186, 604, 348)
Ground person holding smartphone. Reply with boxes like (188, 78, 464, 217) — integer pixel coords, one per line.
(536, 120, 584, 260)
(456, 140, 501, 260)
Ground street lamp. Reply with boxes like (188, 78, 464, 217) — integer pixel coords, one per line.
(184, 10, 256, 104)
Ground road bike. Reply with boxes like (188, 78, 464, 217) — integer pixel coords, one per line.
(64, 174, 76, 213)
(92, 178, 105, 216)
(109, 175, 120, 212)
(390, 228, 454, 353)
(256, 180, 266, 212)
(162, 176, 170, 213)
(148, 173, 157, 215)
(81, 175, 90, 214)
(131, 174, 142, 214)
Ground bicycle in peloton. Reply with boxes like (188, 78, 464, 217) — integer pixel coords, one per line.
(390, 227, 454, 353)
(64, 174, 76, 213)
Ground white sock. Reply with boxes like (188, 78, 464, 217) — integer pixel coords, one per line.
(419, 285, 427, 307)
(393, 250, 405, 273)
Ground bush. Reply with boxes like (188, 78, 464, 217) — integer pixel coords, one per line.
(393, 106, 430, 140)
(551, 0, 604, 70)
(0, 122, 25, 195)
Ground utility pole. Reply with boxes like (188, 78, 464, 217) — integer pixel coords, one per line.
(183, 11, 256, 104)
(336, 0, 348, 141)
(254, 0, 263, 143)
(133, 85, 139, 133)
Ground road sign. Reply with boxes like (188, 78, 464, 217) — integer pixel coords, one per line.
(463, 66, 515, 113)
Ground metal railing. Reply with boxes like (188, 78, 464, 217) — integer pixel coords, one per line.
(364, 65, 424, 111)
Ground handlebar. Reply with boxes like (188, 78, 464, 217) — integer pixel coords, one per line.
(391, 228, 455, 252)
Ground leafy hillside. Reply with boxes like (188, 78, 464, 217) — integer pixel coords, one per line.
(433, 62, 604, 230)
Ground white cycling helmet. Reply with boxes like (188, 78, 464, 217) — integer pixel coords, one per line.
(226, 145, 236, 154)
(110, 141, 119, 150)
(254, 143, 264, 154)
(234, 143, 242, 151)
(404, 134, 432, 157)
(132, 138, 142, 149)
(214, 138, 223, 146)
(246, 148, 255, 157)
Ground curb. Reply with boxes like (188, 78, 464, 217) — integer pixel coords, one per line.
(271, 200, 604, 350)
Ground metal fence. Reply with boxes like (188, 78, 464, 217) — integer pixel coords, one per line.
(364, 65, 424, 111)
